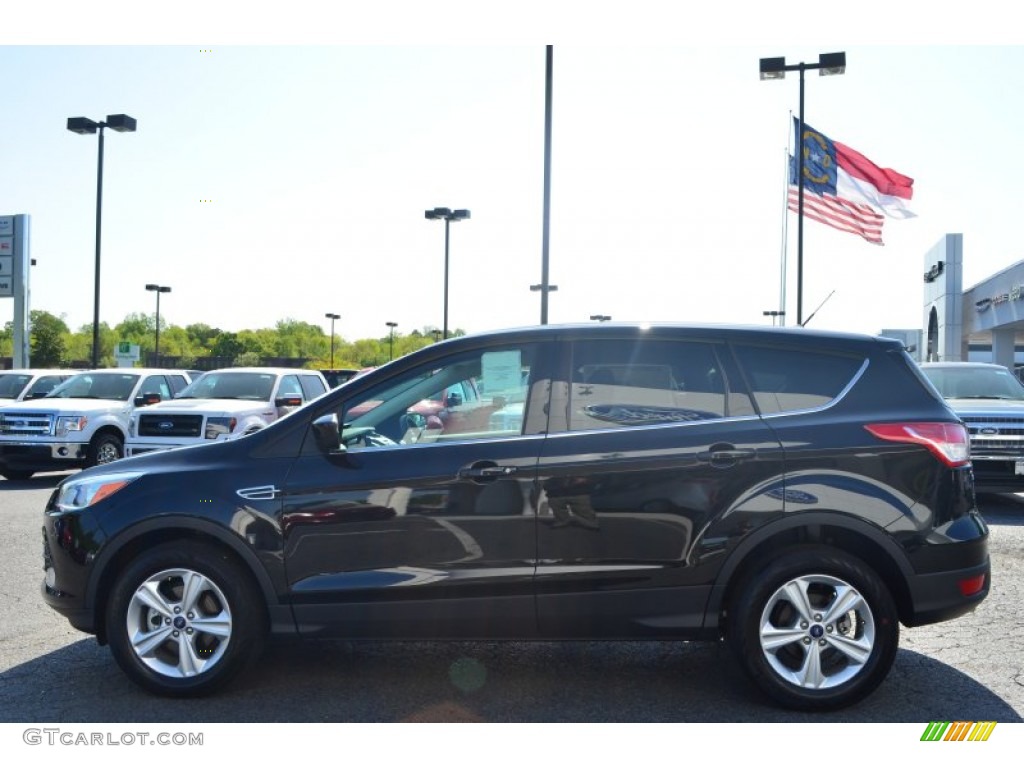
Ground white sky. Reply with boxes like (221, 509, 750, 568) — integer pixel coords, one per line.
(2, 4, 1023, 346)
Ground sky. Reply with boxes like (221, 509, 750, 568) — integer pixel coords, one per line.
(3, 5, 1024, 346)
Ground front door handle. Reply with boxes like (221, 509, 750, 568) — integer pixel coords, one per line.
(458, 462, 518, 482)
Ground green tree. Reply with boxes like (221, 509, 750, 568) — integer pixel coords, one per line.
(29, 310, 70, 367)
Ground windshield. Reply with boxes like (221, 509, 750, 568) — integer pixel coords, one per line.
(0, 374, 31, 399)
(46, 372, 140, 401)
(177, 371, 277, 401)
(921, 366, 1024, 401)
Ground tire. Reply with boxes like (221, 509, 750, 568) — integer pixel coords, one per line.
(86, 432, 123, 467)
(727, 546, 899, 711)
(0, 468, 35, 481)
(105, 541, 266, 697)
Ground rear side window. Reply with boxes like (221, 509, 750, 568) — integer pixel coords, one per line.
(732, 344, 864, 414)
(565, 338, 754, 432)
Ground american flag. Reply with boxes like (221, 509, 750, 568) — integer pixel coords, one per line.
(787, 186, 884, 245)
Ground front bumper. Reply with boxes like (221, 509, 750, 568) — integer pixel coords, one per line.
(0, 441, 88, 470)
(969, 457, 1024, 493)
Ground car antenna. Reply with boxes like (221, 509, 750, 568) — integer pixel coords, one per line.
(800, 290, 835, 327)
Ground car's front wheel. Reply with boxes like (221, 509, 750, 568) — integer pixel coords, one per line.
(87, 432, 123, 466)
(105, 541, 266, 697)
(727, 546, 899, 710)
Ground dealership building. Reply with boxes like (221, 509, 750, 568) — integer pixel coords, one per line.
(882, 233, 1024, 369)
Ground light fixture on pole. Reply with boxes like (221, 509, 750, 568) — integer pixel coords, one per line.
(144, 284, 171, 364)
(324, 312, 340, 367)
(531, 283, 559, 312)
(424, 207, 470, 340)
(762, 310, 785, 326)
(759, 52, 845, 326)
(386, 321, 398, 361)
(589, 314, 611, 322)
(67, 113, 138, 367)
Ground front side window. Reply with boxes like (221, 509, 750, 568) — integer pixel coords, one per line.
(565, 338, 746, 432)
(336, 344, 542, 450)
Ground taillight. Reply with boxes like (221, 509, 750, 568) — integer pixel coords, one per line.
(864, 422, 970, 467)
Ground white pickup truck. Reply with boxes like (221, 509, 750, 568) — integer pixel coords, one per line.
(0, 368, 194, 480)
(126, 367, 329, 457)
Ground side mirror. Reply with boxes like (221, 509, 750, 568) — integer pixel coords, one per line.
(275, 396, 303, 408)
(445, 391, 463, 408)
(312, 413, 342, 454)
(135, 393, 162, 407)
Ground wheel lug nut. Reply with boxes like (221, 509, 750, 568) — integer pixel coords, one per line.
(186, 627, 194, 635)
(172, 630, 180, 637)
(187, 612, 194, 620)
(814, 614, 823, 622)
(802, 637, 811, 645)
(174, 607, 182, 614)
(800, 622, 809, 630)
(818, 639, 827, 646)
(826, 625, 833, 633)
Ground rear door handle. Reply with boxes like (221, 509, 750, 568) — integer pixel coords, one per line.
(696, 446, 755, 468)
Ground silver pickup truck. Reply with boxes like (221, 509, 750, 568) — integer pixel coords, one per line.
(919, 361, 1024, 493)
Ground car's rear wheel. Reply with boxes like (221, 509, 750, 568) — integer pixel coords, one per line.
(105, 541, 266, 697)
(727, 546, 899, 710)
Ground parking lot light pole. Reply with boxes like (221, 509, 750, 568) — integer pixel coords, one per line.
(424, 207, 470, 339)
(763, 310, 785, 326)
(67, 114, 138, 367)
(145, 284, 171, 363)
(325, 312, 340, 367)
(759, 52, 845, 326)
(386, 321, 398, 361)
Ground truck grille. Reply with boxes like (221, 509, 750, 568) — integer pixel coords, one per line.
(137, 414, 204, 438)
(961, 416, 1024, 456)
(0, 412, 54, 436)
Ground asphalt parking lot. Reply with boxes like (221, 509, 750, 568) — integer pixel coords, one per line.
(1, 473, 1021, 723)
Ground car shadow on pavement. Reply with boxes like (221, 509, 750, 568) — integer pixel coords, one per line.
(977, 493, 1024, 525)
(0, 473, 70, 491)
(1, 637, 1019, 723)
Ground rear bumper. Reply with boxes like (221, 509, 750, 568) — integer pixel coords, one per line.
(903, 555, 990, 627)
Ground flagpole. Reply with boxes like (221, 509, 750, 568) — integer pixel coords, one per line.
(779, 113, 792, 327)
(796, 65, 806, 327)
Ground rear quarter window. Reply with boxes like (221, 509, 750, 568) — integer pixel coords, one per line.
(732, 344, 865, 415)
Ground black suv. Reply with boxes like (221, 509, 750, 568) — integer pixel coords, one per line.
(42, 324, 989, 709)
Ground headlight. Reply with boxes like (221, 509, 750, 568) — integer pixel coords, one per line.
(55, 415, 87, 437)
(55, 471, 143, 511)
(205, 416, 237, 439)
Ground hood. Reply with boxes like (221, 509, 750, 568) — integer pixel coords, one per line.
(0, 397, 128, 414)
(945, 397, 1024, 415)
(142, 398, 275, 417)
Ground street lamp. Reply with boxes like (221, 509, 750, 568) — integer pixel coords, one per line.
(763, 310, 785, 326)
(386, 321, 398, 361)
(589, 314, 611, 322)
(145, 284, 171, 364)
(67, 113, 138, 367)
(531, 284, 559, 312)
(759, 52, 845, 326)
(424, 207, 470, 339)
(324, 312, 340, 367)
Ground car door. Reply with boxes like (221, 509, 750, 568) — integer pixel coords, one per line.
(281, 339, 553, 638)
(534, 332, 786, 637)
